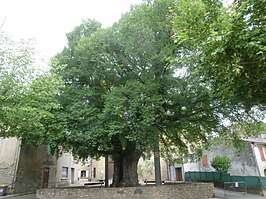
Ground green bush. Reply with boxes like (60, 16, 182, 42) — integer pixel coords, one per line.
(211, 155, 231, 173)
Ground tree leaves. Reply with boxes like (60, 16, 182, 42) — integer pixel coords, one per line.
(0, 31, 65, 147)
(172, 0, 266, 109)
(53, 0, 238, 162)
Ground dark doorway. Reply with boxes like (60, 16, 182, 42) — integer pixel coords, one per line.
(175, 167, 183, 181)
(42, 168, 50, 188)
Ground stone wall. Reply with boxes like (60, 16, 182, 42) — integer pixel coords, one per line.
(36, 183, 214, 199)
(14, 145, 56, 193)
(0, 137, 21, 193)
(184, 142, 260, 176)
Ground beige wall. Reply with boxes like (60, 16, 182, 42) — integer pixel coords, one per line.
(91, 157, 105, 181)
(76, 157, 92, 181)
(0, 137, 20, 188)
(56, 152, 78, 186)
(138, 155, 168, 182)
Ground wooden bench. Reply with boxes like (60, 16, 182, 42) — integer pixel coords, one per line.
(84, 181, 104, 187)
(144, 180, 165, 185)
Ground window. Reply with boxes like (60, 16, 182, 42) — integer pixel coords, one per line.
(259, 147, 265, 161)
(62, 167, 68, 178)
(202, 155, 208, 167)
(80, 170, 86, 178)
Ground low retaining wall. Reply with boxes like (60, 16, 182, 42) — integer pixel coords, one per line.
(36, 183, 214, 199)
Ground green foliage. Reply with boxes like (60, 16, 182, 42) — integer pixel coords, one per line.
(0, 30, 65, 147)
(53, 0, 226, 163)
(171, 0, 266, 109)
(52, 0, 265, 167)
(211, 155, 231, 173)
(52, 1, 260, 173)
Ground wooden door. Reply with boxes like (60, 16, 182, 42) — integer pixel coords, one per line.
(42, 168, 50, 188)
(175, 167, 183, 181)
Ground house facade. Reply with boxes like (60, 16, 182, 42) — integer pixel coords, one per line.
(0, 136, 78, 194)
(189, 141, 260, 176)
(167, 136, 266, 181)
(76, 157, 114, 184)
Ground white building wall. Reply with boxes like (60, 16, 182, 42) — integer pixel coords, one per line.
(252, 144, 266, 176)
(182, 142, 260, 176)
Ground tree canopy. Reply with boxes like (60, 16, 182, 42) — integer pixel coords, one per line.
(52, 0, 263, 186)
(0, 30, 64, 146)
(1, 0, 264, 188)
(171, 0, 266, 109)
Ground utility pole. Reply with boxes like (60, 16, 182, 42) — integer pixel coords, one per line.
(105, 155, 109, 187)
(154, 139, 162, 186)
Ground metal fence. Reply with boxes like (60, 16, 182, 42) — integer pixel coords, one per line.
(185, 171, 266, 190)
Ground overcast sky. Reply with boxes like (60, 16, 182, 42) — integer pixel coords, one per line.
(0, 0, 143, 61)
(0, 0, 234, 65)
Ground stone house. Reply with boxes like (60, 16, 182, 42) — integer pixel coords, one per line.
(0, 136, 78, 194)
(168, 135, 266, 180)
(0, 137, 174, 192)
(76, 157, 111, 182)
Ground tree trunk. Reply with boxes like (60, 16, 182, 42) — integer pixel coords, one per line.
(119, 150, 141, 187)
(111, 136, 123, 187)
(112, 151, 123, 187)
(112, 140, 141, 187)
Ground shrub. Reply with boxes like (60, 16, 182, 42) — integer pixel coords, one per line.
(211, 155, 231, 173)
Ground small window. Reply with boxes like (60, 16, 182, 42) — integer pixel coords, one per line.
(202, 155, 208, 167)
(80, 170, 86, 178)
(62, 167, 68, 178)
